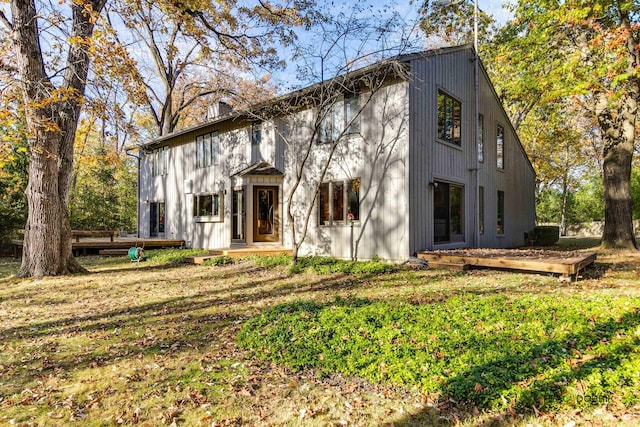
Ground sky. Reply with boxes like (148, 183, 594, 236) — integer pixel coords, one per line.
(269, 0, 514, 91)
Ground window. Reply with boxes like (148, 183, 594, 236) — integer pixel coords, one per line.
(152, 146, 168, 176)
(251, 122, 262, 145)
(497, 190, 505, 235)
(196, 131, 220, 168)
(437, 90, 461, 145)
(479, 186, 485, 235)
(478, 114, 484, 162)
(496, 124, 504, 170)
(193, 193, 222, 220)
(319, 93, 360, 143)
(319, 178, 360, 225)
(434, 181, 464, 243)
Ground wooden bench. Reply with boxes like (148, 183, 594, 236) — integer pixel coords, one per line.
(71, 230, 119, 242)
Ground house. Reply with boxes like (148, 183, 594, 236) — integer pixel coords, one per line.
(137, 45, 536, 261)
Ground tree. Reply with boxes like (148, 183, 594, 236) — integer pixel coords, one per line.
(1, 0, 107, 278)
(102, 0, 311, 136)
(491, 0, 639, 249)
(1, 0, 316, 278)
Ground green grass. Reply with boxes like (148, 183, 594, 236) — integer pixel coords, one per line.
(1, 242, 640, 425)
(238, 295, 640, 412)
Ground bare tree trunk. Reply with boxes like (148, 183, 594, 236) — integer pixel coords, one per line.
(597, 94, 637, 250)
(10, 0, 106, 278)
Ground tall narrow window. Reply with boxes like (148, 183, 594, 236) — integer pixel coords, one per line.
(319, 183, 330, 225)
(347, 178, 360, 220)
(497, 190, 505, 235)
(434, 182, 464, 243)
(479, 186, 485, 235)
(318, 92, 360, 143)
(212, 131, 220, 165)
(478, 114, 484, 162)
(251, 122, 262, 145)
(496, 124, 504, 170)
(152, 146, 168, 176)
(232, 189, 245, 241)
(437, 90, 462, 146)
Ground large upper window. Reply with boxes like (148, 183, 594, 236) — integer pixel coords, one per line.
(152, 146, 168, 176)
(196, 131, 220, 168)
(319, 178, 360, 225)
(193, 193, 222, 221)
(434, 181, 464, 243)
(437, 90, 461, 146)
(319, 93, 360, 143)
(496, 124, 504, 170)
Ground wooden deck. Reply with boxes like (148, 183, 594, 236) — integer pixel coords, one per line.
(12, 237, 185, 257)
(417, 249, 597, 279)
(185, 247, 293, 264)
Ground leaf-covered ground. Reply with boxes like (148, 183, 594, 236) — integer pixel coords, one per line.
(1, 239, 639, 426)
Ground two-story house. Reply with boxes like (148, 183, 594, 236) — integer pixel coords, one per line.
(137, 45, 536, 261)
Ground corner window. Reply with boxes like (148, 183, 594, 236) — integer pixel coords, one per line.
(319, 178, 360, 225)
(196, 131, 220, 168)
(434, 181, 464, 243)
(193, 193, 223, 221)
(437, 90, 461, 146)
(319, 93, 360, 143)
(478, 114, 484, 162)
(251, 122, 262, 145)
(497, 190, 505, 235)
(152, 146, 168, 176)
(496, 124, 504, 170)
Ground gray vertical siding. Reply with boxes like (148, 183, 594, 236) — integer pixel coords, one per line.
(408, 47, 536, 253)
(139, 46, 535, 260)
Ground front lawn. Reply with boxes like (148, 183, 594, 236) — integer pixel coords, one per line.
(1, 241, 639, 425)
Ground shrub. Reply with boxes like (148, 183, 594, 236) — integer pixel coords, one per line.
(203, 255, 234, 266)
(533, 225, 560, 246)
(287, 256, 396, 275)
(250, 253, 292, 268)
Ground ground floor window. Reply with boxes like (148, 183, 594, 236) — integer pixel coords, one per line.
(434, 181, 464, 243)
(319, 178, 360, 225)
(193, 193, 222, 221)
(497, 190, 505, 235)
(150, 201, 165, 237)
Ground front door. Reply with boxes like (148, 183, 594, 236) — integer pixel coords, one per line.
(253, 186, 279, 242)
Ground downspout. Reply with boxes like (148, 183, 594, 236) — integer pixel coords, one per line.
(125, 147, 141, 238)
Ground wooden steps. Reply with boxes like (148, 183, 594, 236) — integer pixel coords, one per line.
(99, 249, 130, 256)
(427, 261, 470, 271)
(185, 247, 293, 264)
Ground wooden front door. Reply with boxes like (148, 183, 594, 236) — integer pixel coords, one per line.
(253, 186, 279, 242)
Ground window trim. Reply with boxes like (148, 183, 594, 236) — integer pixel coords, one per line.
(319, 178, 361, 226)
(193, 192, 224, 222)
(437, 89, 462, 146)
